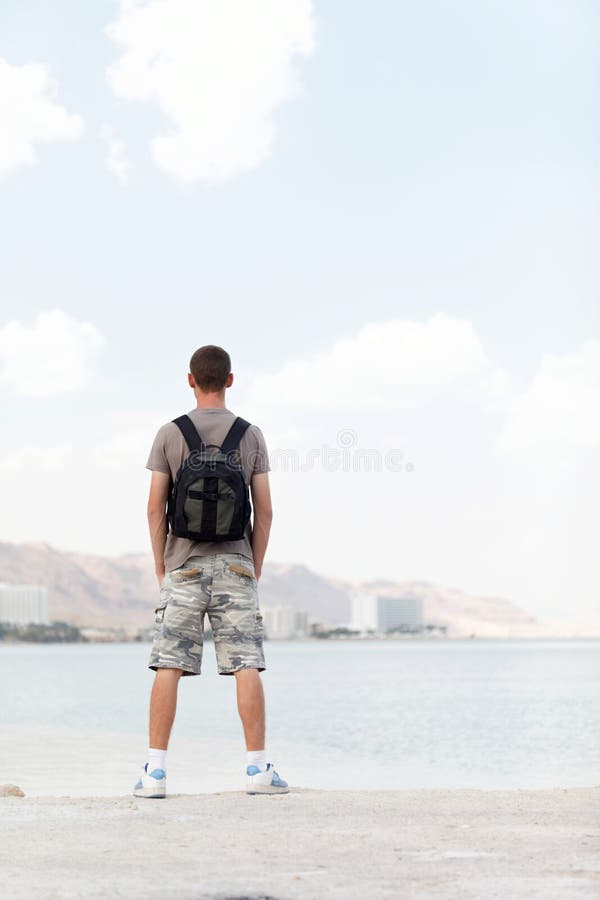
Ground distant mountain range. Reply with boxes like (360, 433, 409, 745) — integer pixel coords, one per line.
(0, 541, 592, 637)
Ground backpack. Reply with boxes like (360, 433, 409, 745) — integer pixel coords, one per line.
(167, 414, 252, 542)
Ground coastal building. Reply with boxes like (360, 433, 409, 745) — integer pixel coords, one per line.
(351, 590, 423, 632)
(376, 594, 423, 631)
(261, 604, 309, 639)
(351, 591, 378, 630)
(0, 583, 49, 625)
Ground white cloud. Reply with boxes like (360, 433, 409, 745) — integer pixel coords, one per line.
(91, 418, 159, 471)
(0, 444, 74, 474)
(0, 310, 105, 396)
(0, 411, 160, 553)
(105, 0, 315, 183)
(100, 124, 133, 184)
(0, 57, 84, 178)
(244, 314, 490, 413)
(498, 340, 600, 458)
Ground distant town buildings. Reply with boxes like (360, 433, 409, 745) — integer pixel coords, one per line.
(351, 592, 378, 630)
(376, 594, 423, 631)
(0, 583, 49, 625)
(351, 590, 423, 632)
(261, 604, 309, 639)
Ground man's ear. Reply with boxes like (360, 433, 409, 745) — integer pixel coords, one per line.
(226, 372, 234, 388)
(188, 372, 196, 389)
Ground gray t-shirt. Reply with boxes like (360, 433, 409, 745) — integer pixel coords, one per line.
(146, 407, 270, 572)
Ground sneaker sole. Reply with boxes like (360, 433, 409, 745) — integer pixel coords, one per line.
(246, 784, 289, 795)
(133, 788, 166, 799)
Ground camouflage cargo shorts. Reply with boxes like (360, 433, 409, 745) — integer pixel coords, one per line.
(148, 553, 265, 676)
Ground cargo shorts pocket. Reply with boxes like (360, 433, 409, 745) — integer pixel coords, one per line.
(226, 561, 256, 586)
(154, 599, 168, 625)
(170, 565, 204, 584)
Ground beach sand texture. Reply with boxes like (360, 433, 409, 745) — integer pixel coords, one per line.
(1, 787, 598, 899)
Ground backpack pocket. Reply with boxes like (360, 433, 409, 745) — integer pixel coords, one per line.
(183, 478, 238, 537)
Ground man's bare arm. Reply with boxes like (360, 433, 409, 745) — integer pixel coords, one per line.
(147, 471, 170, 585)
(250, 472, 273, 581)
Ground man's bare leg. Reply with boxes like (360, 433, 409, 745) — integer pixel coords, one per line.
(235, 668, 288, 792)
(234, 668, 265, 750)
(149, 668, 183, 749)
(133, 668, 181, 796)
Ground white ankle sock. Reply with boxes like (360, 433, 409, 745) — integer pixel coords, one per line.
(147, 748, 167, 774)
(247, 750, 267, 771)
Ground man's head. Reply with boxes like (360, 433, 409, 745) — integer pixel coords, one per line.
(188, 345, 233, 396)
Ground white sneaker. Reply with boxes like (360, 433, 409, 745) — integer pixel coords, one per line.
(133, 764, 166, 799)
(246, 763, 289, 794)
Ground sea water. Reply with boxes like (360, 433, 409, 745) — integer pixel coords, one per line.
(1, 639, 598, 795)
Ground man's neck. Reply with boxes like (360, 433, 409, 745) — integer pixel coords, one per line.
(194, 392, 227, 410)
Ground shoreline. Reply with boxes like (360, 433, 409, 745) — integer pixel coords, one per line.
(2, 634, 600, 645)
(2, 724, 597, 796)
(1, 788, 598, 899)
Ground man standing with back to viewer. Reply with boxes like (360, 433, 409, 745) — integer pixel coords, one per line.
(133, 345, 288, 799)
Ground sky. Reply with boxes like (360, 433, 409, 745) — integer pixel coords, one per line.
(0, 0, 599, 628)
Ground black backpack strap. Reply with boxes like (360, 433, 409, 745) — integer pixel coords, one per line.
(221, 417, 251, 454)
(172, 415, 207, 453)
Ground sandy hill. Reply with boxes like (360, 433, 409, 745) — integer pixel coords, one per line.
(0, 540, 568, 637)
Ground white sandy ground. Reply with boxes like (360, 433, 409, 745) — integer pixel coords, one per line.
(0, 788, 598, 900)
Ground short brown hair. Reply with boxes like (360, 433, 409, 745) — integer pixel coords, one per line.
(189, 345, 231, 392)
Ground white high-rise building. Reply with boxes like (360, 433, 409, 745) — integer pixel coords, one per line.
(261, 605, 309, 639)
(0, 584, 49, 625)
(351, 590, 423, 632)
(351, 590, 378, 630)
